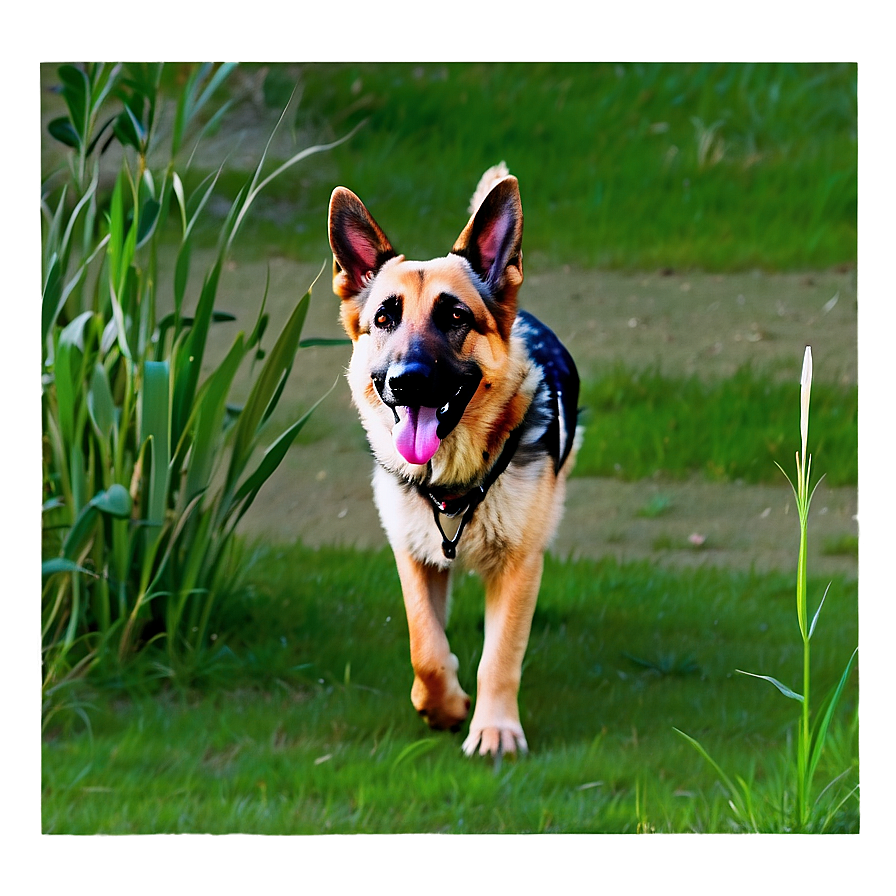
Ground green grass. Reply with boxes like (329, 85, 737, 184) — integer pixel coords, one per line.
(194, 62, 856, 271)
(822, 534, 859, 557)
(42, 543, 858, 834)
(576, 365, 857, 485)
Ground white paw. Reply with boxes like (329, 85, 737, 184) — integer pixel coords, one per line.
(462, 724, 528, 757)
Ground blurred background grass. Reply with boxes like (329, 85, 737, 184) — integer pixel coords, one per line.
(176, 61, 856, 271)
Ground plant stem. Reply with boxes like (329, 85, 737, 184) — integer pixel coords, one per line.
(796, 451, 811, 829)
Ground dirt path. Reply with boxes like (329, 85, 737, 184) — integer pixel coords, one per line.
(206, 255, 857, 579)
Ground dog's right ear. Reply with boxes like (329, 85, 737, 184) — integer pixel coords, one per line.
(328, 187, 397, 301)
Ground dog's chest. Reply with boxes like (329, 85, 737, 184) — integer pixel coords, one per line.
(371, 457, 557, 573)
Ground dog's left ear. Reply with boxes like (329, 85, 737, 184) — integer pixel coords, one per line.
(451, 176, 523, 299)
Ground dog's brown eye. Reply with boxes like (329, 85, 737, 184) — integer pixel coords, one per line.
(374, 299, 400, 330)
(451, 306, 474, 329)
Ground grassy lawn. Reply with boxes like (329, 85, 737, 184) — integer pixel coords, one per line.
(42, 546, 858, 834)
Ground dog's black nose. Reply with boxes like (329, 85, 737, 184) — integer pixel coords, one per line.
(387, 360, 433, 405)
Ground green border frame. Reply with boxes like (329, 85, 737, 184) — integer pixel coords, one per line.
(0, 0, 896, 894)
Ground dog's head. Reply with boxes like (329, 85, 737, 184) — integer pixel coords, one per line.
(328, 177, 524, 468)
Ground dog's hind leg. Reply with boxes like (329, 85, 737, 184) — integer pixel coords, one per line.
(393, 549, 471, 732)
(462, 551, 543, 757)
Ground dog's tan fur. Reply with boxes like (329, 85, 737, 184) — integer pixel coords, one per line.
(328, 170, 577, 755)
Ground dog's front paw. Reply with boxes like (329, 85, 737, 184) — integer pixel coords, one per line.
(462, 723, 528, 757)
(411, 666, 471, 732)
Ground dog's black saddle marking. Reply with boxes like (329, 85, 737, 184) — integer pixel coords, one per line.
(513, 310, 580, 474)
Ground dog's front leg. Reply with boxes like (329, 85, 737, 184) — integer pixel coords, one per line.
(393, 549, 471, 732)
(462, 552, 543, 757)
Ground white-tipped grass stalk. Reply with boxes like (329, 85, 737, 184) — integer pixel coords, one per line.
(774, 346, 822, 827)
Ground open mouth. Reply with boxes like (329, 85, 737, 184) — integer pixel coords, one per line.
(389, 380, 480, 465)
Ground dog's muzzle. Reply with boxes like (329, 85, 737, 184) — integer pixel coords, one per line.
(372, 357, 482, 465)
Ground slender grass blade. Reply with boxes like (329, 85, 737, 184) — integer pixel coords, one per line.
(227, 292, 309, 483)
(736, 669, 804, 702)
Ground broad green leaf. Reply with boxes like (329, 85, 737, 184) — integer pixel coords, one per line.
(736, 669, 804, 702)
(107, 168, 129, 293)
(171, 259, 221, 444)
(87, 362, 116, 439)
(42, 496, 65, 513)
(136, 198, 161, 248)
(58, 308, 93, 351)
(227, 291, 309, 483)
(62, 504, 99, 561)
(86, 62, 122, 120)
(42, 557, 96, 578)
(41, 255, 63, 345)
(70, 442, 87, 514)
(54, 311, 94, 448)
(61, 485, 133, 560)
(141, 361, 171, 539)
(91, 483, 132, 518)
(47, 117, 79, 148)
(113, 101, 147, 151)
(57, 64, 89, 146)
(185, 333, 247, 501)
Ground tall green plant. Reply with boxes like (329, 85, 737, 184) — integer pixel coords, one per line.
(675, 346, 858, 831)
(41, 63, 346, 708)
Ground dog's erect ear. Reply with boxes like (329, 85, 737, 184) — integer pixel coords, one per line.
(451, 176, 523, 298)
(328, 187, 397, 300)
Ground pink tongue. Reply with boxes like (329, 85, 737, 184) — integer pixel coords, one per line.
(393, 406, 441, 465)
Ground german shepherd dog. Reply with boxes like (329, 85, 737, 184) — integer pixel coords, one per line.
(328, 165, 579, 756)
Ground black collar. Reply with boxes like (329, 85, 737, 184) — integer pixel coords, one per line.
(421, 425, 524, 560)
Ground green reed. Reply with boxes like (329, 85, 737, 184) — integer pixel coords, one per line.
(41, 63, 346, 717)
